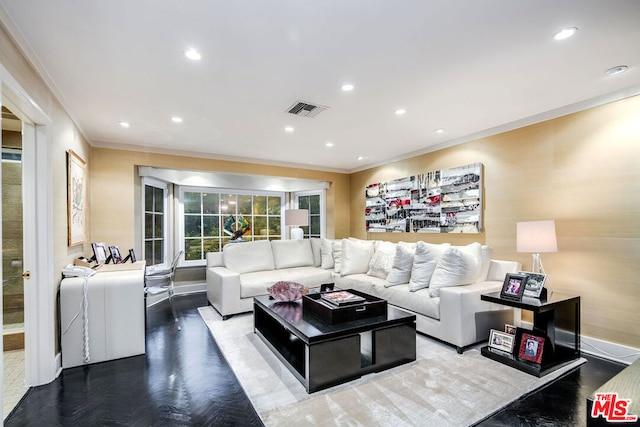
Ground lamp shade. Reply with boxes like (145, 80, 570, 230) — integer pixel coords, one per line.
(284, 209, 309, 227)
(517, 220, 558, 253)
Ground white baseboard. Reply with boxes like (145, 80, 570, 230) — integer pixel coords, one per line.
(146, 282, 206, 307)
(519, 320, 639, 365)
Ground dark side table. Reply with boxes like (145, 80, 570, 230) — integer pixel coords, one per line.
(480, 291, 580, 377)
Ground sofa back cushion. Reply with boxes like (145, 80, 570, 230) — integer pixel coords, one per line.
(223, 240, 275, 274)
(428, 242, 481, 297)
(320, 238, 335, 269)
(310, 238, 322, 267)
(340, 238, 375, 276)
(271, 239, 315, 269)
(477, 245, 493, 282)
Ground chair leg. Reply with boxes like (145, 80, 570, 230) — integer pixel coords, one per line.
(167, 287, 181, 331)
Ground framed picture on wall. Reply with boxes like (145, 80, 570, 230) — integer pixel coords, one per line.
(67, 150, 86, 246)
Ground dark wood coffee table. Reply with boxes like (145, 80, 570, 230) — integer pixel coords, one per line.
(253, 294, 416, 393)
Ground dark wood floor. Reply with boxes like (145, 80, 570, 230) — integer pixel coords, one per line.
(5, 292, 626, 426)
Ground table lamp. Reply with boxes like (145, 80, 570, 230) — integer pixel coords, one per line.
(285, 209, 308, 240)
(516, 220, 557, 273)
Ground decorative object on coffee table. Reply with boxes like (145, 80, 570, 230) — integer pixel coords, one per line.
(267, 281, 309, 302)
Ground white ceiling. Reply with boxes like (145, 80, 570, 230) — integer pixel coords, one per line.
(1, 1, 639, 173)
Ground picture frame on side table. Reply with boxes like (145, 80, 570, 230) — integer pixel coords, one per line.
(518, 271, 547, 298)
(500, 273, 528, 302)
(489, 329, 515, 353)
(109, 246, 123, 264)
(518, 332, 545, 365)
(505, 324, 517, 335)
(67, 150, 86, 246)
(91, 242, 108, 264)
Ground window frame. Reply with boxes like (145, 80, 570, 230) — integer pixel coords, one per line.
(177, 186, 286, 266)
(293, 189, 326, 239)
(142, 177, 170, 268)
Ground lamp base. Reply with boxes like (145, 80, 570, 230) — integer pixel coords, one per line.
(291, 227, 304, 240)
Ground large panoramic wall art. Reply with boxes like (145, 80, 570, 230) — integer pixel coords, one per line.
(365, 162, 483, 234)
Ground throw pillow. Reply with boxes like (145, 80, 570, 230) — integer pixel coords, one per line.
(408, 242, 450, 291)
(320, 238, 334, 269)
(367, 241, 396, 279)
(429, 244, 481, 297)
(340, 239, 375, 276)
(384, 243, 416, 287)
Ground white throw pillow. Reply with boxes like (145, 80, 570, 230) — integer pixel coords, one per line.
(320, 238, 334, 269)
(310, 238, 322, 267)
(429, 243, 481, 297)
(408, 242, 450, 292)
(340, 239, 375, 276)
(384, 243, 416, 287)
(367, 241, 397, 279)
(331, 240, 343, 273)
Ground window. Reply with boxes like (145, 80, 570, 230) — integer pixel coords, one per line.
(143, 180, 168, 266)
(180, 188, 284, 263)
(295, 190, 325, 239)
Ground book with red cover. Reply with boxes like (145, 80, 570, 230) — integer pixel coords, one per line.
(320, 290, 366, 306)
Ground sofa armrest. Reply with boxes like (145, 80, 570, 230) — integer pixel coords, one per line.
(206, 266, 242, 317)
(487, 259, 522, 282)
(438, 280, 511, 348)
(206, 252, 224, 268)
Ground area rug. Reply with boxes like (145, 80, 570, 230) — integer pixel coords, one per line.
(198, 306, 585, 426)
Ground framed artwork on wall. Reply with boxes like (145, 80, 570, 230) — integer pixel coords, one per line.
(67, 149, 86, 246)
(364, 162, 483, 234)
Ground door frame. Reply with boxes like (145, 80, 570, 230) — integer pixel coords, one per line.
(1, 63, 55, 388)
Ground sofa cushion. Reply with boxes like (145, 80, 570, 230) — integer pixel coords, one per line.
(335, 273, 379, 295)
(340, 239, 375, 276)
(239, 267, 334, 298)
(428, 243, 481, 297)
(367, 241, 396, 279)
(320, 238, 335, 269)
(223, 240, 274, 274)
(408, 242, 450, 291)
(271, 240, 314, 269)
(385, 243, 416, 287)
(375, 284, 440, 320)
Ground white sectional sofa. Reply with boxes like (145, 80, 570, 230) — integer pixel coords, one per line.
(206, 237, 521, 352)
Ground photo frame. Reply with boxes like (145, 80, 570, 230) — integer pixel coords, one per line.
(67, 150, 86, 246)
(91, 242, 108, 264)
(505, 324, 516, 335)
(518, 332, 545, 365)
(518, 271, 547, 298)
(109, 246, 123, 264)
(489, 329, 515, 353)
(500, 273, 528, 301)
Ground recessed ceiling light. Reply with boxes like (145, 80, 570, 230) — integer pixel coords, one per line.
(284, 126, 294, 133)
(325, 142, 334, 148)
(171, 116, 183, 123)
(118, 121, 130, 128)
(185, 48, 202, 60)
(605, 65, 628, 76)
(435, 128, 444, 134)
(554, 27, 578, 41)
(341, 83, 354, 92)
(395, 109, 406, 116)
(357, 156, 364, 161)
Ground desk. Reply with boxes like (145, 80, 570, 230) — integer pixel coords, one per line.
(60, 261, 146, 368)
(480, 291, 580, 377)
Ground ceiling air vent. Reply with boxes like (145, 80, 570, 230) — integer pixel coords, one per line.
(286, 101, 328, 118)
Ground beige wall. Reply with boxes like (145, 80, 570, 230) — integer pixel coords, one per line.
(350, 95, 640, 349)
(89, 148, 351, 251)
